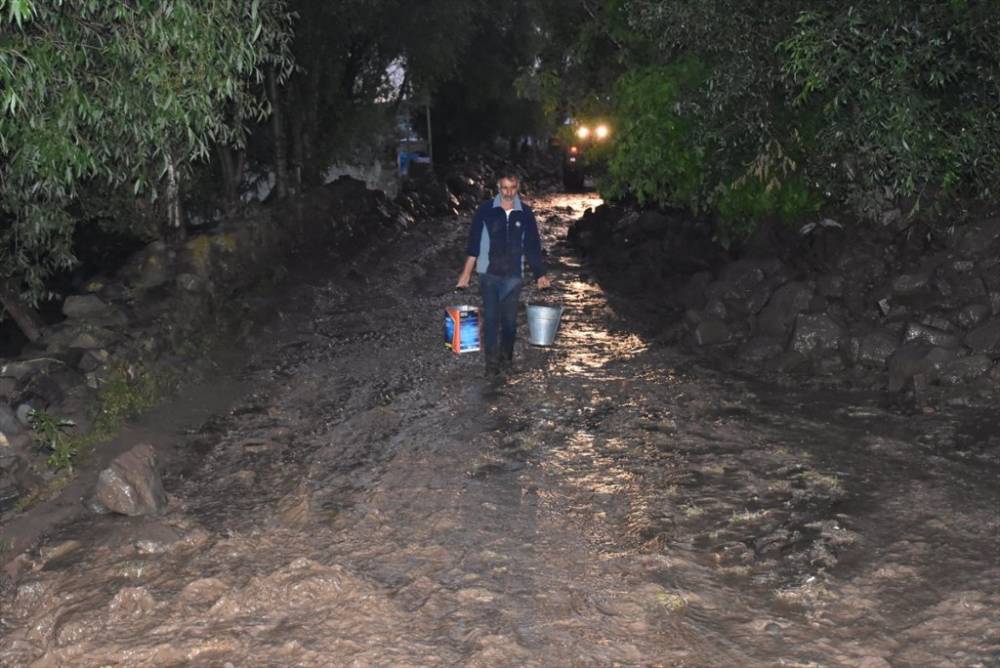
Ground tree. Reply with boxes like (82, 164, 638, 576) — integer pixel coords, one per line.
(0, 0, 294, 337)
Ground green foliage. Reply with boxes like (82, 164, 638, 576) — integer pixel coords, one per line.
(556, 1, 1000, 231)
(780, 3, 1000, 210)
(25, 361, 172, 472)
(603, 62, 710, 210)
(0, 0, 295, 304)
(28, 410, 77, 472)
(93, 362, 167, 431)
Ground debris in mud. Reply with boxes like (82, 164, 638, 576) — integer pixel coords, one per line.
(91, 443, 167, 516)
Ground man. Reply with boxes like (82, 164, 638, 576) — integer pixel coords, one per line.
(456, 172, 550, 377)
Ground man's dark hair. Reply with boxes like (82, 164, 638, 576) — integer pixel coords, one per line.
(497, 167, 520, 183)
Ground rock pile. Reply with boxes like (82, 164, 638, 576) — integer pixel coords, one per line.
(571, 203, 1000, 403)
(0, 176, 419, 516)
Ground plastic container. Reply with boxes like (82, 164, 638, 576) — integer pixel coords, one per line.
(444, 305, 480, 353)
(526, 304, 564, 346)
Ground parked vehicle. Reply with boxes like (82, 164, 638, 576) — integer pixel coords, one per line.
(559, 121, 612, 190)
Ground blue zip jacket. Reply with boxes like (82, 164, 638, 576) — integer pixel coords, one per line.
(465, 195, 546, 279)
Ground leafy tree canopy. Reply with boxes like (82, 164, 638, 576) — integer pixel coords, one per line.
(0, 0, 294, 300)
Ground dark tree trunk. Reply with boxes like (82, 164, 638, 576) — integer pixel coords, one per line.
(218, 143, 246, 213)
(163, 153, 186, 241)
(268, 67, 289, 200)
(0, 280, 43, 343)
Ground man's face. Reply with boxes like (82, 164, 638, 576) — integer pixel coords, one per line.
(498, 178, 519, 203)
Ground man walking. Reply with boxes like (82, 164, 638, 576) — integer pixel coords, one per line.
(456, 172, 550, 377)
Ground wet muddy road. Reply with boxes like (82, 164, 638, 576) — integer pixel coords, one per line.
(1, 194, 998, 667)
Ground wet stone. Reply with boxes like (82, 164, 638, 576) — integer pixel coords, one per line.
(676, 271, 712, 309)
(0, 404, 24, 438)
(938, 355, 993, 385)
(62, 294, 110, 319)
(693, 319, 732, 346)
(704, 298, 727, 321)
(892, 272, 932, 296)
(816, 274, 844, 298)
(758, 282, 814, 338)
(957, 303, 990, 329)
(965, 319, 1000, 353)
(858, 329, 899, 369)
(790, 313, 844, 358)
(903, 323, 961, 349)
(93, 443, 168, 516)
(888, 345, 960, 392)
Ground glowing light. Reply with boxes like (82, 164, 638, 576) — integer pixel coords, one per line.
(576, 126, 590, 139)
(595, 124, 610, 139)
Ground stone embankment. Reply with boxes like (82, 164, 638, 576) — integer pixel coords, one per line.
(570, 203, 1000, 406)
(0, 160, 504, 518)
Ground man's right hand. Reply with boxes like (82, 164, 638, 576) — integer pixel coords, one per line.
(456, 274, 471, 289)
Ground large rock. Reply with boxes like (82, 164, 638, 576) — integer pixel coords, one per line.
(61, 295, 127, 327)
(888, 345, 960, 392)
(93, 444, 168, 516)
(816, 274, 845, 298)
(790, 313, 844, 358)
(62, 294, 109, 319)
(857, 330, 900, 369)
(956, 303, 991, 329)
(903, 323, 962, 349)
(121, 240, 173, 290)
(938, 355, 993, 385)
(954, 218, 1000, 256)
(758, 282, 814, 338)
(892, 271, 932, 296)
(676, 272, 712, 310)
(693, 319, 732, 346)
(0, 404, 25, 439)
(965, 319, 1000, 353)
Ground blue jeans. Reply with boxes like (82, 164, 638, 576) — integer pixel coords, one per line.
(479, 273, 522, 368)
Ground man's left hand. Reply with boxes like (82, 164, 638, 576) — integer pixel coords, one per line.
(536, 276, 551, 290)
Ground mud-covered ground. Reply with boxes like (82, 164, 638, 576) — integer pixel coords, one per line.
(1, 194, 998, 667)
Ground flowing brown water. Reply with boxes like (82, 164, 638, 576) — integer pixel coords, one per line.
(1, 194, 997, 667)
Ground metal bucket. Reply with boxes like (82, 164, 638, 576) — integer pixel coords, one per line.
(526, 304, 563, 346)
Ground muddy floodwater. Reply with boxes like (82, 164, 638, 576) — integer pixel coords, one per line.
(1, 194, 998, 667)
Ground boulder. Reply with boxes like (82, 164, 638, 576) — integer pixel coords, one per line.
(956, 303, 990, 329)
(758, 282, 814, 338)
(704, 280, 771, 317)
(675, 272, 711, 310)
(60, 295, 128, 327)
(703, 298, 727, 321)
(816, 274, 845, 298)
(693, 319, 732, 346)
(62, 295, 109, 319)
(0, 404, 25, 439)
(93, 444, 167, 516)
(965, 319, 1000, 353)
(887, 345, 960, 392)
(790, 313, 844, 358)
(954, 218, 1000, 256)
(938, 355, 993, 385)
(903, 323, 961, 349)
(857, 330, 900, 369)
(719, 259, 767, 286)
(892, 271, 932, 296)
